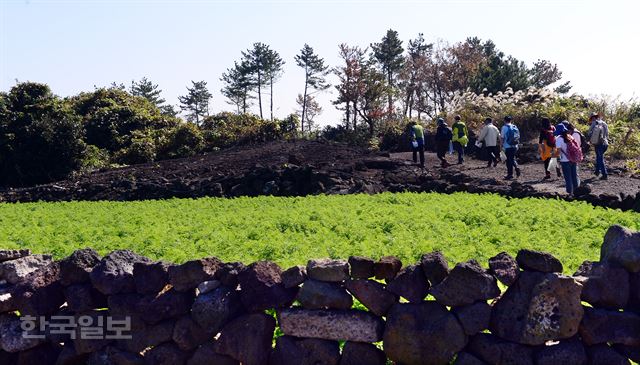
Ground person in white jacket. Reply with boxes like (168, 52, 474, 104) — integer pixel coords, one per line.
(554, 123, 580, 196)
(477, 118, 501, 167)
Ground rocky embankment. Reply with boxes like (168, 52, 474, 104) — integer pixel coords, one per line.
(1, 225, 640, 364)
(1, 140, 639, 211)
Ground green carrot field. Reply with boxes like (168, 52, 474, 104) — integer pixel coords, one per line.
(1, 192, 638, 272)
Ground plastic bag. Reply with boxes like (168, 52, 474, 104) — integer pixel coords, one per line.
(500, 151, 507, 161)
(448, 141, 454, 154)
(547, 157, 558, 172)
(475, 141, 483, 148)
(411, 140, 419, 148)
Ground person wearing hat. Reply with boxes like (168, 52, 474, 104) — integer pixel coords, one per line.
(587, 112, 609, 180)
(435, 117, 453, 167)
(538, 118, 562, 180)
(555, 123, 581, 195)
(500, 116, 521, 179)
(451, 115, 468, 164)
(409, 121, 425, 167)
(478, 117, 501, 167)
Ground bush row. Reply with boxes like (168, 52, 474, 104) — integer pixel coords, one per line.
(0, 83, 300, 186)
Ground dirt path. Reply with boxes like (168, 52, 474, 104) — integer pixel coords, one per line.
(390, 151, 640, 198)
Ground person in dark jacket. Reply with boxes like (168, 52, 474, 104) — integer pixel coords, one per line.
(435, 118, 452, 168)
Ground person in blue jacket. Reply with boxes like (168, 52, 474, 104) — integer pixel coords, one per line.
(500, 116, 521, 180)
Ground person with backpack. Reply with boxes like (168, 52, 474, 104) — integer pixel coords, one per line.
(565, 121, 584, 187)
(478, 117, 501, 167)
(500, 116, 521, 180)
(587, 112, 609, 180)
(538, 118, 562, 180)
(409, 121, 425, 167)
(451, 115, 468, 164)
(564, 120, 590, 155)
(555, 123, 583, 196)
(435, 117, 453, 168)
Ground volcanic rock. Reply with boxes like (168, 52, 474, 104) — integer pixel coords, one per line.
(383, 302, 467, 365)
(430, 260, 500, 307)
(278, 309, 384, 342)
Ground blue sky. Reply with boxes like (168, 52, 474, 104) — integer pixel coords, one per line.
(1, 0, 638, 126)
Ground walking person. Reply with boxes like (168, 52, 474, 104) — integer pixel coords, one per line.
(435, 118, 453, 168)
(587, 112, 609, 180)
(500, 116, 521, 180)
(564, 121, 583, 187)
(478, 118, 501, 167)
(555, 123, 583, 196)
(409, 121, 425, 167)
(538, 118, 562, 180)
(451, 115, 468, 164)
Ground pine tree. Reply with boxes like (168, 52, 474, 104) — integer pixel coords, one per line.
(264, 48, 285, 121)
(333, 44, 367, 130)
(221, 61, 254, 114)
(295, 44, 330, 132)
(178, 81, 212, 125)
(130, 77, 166, 108)
(401, 33, 432, 118)
(242, 43, 270, 119)
(371, 29, 405, 118)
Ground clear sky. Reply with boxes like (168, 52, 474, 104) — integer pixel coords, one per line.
(1, 0, 638, 126)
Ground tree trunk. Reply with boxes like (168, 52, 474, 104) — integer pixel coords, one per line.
(301, 67, 309, 133)
(257, 70, 263, 120)
(387, 71, 393, 119)
(345, 100, 351, 129)
(270, 75, 274, 122)
(353, 104, 358, 129)
(409, 96, 413, 119)
(403, 89, 411, 117)
(242, 86, 247, 114)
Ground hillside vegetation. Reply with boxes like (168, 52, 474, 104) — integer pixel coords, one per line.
(1, 192, 638, 272)
(2, 30, 639, 187)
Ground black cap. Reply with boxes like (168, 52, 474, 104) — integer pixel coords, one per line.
(504, 116, 513, 122)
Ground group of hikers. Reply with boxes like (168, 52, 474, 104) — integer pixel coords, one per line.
(409, 112, 610, 196)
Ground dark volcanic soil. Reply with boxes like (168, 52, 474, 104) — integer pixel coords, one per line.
(1, 140, 639, 211)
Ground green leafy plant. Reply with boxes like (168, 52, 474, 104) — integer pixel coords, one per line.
(1, 192, 637, 272)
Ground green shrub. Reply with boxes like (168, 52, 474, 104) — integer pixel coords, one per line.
(201, 112, 298, 149)
(70, 87, 179, 152)
(81, 144, 111, 171)
(157, 122, 204, 159)
(320, 125, 371, 147)
(0, 82, 85, 186)
(115, 130, 157, 164)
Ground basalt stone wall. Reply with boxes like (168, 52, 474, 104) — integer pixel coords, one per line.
(1, 225, 639, 365)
